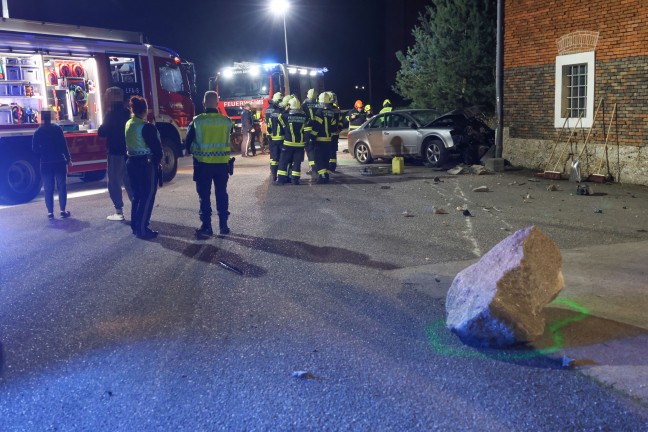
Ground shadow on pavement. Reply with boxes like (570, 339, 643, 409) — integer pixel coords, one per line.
(150, 222, 267, 278)
(46, 218, 92, 233)
(220, 232, 400, 270)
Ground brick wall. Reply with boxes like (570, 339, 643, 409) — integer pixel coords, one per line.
(504, 0, 648, 147)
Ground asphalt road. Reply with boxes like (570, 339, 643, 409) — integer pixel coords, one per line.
(1, 143, 647, 431)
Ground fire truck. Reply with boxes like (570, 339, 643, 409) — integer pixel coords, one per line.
(0, 18, 196, 204)
(208, 62, 327, 151)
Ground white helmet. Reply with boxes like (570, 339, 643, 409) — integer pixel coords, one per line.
(318, 92, 332, 104)
(280, 95, 292, 107)
(272, 92, 282, 103)
(289, 98, 301, 110)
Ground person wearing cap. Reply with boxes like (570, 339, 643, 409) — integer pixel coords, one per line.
(125, 96, 163, 239)
(264, 92, 283, 181)
(380, 99, 393, 114)
(302, 88, 318, 173)
(185, 91, 233, 237)
(32, 109, 72, 219)
(311, 92, 338, 184)
(99, 86, 133, 221)
(275, 98, 311, 185)
(240, 103, 255, 157)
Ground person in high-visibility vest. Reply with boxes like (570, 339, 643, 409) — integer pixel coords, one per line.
(125, 96, 163, 239)
(185, 91, 234, 237)
(380, 99, 393, 114)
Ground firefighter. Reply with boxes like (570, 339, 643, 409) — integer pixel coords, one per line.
(264, 92, 283, 180)
(328, 91, 343, 172)
(302, 88, 318, 173)
(380, 99, 393, 114)
(185, 91, 233, 237)
(275, 98, 310, 185)
(364, 104, 374, 118)
(125, 96, 163, 239)
(311, 92, 338, 184)
(346, 100, 366, 133)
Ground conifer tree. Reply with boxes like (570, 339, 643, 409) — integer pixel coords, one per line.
(394, 0, 496, 113)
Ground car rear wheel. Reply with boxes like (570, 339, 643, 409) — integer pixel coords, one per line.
(423, 140, 449, 168)
(354, 142, 373, 164)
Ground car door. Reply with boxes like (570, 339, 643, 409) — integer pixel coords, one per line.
(382, 113, 419, 156)
(363, 115, 387, 157)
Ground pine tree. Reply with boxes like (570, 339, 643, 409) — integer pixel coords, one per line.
(394, 0, 496, 113)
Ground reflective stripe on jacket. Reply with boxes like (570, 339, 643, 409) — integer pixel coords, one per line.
(278, 111, 309, 147)
(125, 117, 151, 156)
(312, 106, 338, 142)
(190, 113, 232, 164)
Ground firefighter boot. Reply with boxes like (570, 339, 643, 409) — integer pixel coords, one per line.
(195, 220, 213, 238)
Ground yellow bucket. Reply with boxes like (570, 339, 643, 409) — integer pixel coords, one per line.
(392, 157, 404, 175)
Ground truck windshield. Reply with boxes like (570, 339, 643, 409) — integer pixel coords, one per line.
(218, 74, 269, 100)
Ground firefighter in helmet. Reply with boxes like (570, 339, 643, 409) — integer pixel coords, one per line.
(328, 91, 342, 172)
(302, 88, 318, 173)
(311, 92, 338, 184)
(380, 99, 393, 114)
(346, 100, 366, 133)
(364, 104, 374, 119)
(265, 92, 283, 181)
(275, 98, 311, 185)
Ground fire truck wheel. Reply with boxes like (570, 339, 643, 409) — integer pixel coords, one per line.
(80, 170, 106, 182)
(0, 153, 42, 204)
(161, 138, 178, 182)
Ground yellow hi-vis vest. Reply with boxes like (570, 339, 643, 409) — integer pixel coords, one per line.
(190, 113, 232, 164)
(379, 106, 393, 114)
(125, 117, 151, 156)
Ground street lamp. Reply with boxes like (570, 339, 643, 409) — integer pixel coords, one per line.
(270, 0, 290, 64)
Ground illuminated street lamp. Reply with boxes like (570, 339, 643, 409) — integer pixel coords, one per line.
(270, 0, 290, 64)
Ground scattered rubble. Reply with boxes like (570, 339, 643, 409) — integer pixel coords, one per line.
(402, 210, 415, 217)
(472, 186, 490, 192)
(446, 226, 564, 348)
(546, 184, 560, 191)
(434, 207, 449, 215)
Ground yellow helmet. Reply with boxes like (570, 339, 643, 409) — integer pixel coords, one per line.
(289, 97, 301, 110)
(383, 99, 392, 107)
(318, 92, 332, 104)
(280, 95, 292, 107)
(307, 88, 317, 100)
(272, 92, 283, 103)
(364, 104, 372, 112)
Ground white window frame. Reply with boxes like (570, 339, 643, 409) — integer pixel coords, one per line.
(554, 51, 595, 128)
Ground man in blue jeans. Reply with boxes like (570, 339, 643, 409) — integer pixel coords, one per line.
(32, 110, 72, 219)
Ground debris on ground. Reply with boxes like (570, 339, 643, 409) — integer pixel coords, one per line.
(433, 176, 443, 183)
(448, 165, 468, 175)
(463, 210, 473, 217)
(562, 354, 576, 368)
(508, 181, 526, 186)
(219, 261, 244, 275)
(361, 166, 391, 176)
(577, 184, 593, 195)
(546, 184, 560, 191)
(292, 371, 320, 380)
(402, 210, 415, 217)
(342, 149, 349, 153)
(471, 165, 490, 175)
(380, 185, 391, 189)
(528, 178, 540, 182)
(472, 186, 489, 192)
(434, 207, 449, 215)
(594, 208, 603, 214)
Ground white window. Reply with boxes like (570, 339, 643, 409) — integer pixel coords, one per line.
(554, 51, 595, 128)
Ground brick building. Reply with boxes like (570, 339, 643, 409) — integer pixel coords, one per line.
(504, 0, 648, 184)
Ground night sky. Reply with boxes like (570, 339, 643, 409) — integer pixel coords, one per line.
(6, 0, 428, 108)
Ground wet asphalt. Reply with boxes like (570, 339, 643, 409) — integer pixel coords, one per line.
(0, 143, 647, 431)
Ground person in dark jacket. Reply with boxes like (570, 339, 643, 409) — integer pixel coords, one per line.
(125, 96, 163, 239)
(98, 87, 133, 221)
(240, 103, 255, 157)
(32, 110, 72, 219)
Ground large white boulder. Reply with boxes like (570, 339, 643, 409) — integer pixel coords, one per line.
(446, 226, 564, 348)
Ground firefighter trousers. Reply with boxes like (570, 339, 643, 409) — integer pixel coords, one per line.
(314, 140, 331, 179)
(269, 139, 283, 177)
(193, 160, 229, 225)
(127, 156, 158, 235)
(305, 137, 316, 168)
(329, 136, 339, 172)
(277, 145, 304, 183)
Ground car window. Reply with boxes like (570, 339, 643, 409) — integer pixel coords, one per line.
(366, 116, 384, 129)
(409, 110, 441, 126)
(391, 114, 415, 129)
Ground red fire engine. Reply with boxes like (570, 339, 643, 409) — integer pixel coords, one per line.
(0, 19, 196, 204)
(208, 62, 327, 150)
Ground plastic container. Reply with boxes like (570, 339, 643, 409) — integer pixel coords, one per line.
(21, 67, 39, 82)
(392, 156, 404, 175)
(6, 66, 21, 81)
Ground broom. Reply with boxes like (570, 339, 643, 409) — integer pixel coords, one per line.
(589, 103, 616, 183)
(571, 99, 603, 182)
(545, 112, 583, 180)
(538, 112, 569, 178)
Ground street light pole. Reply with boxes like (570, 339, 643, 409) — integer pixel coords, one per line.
(282, 13, 289, 65)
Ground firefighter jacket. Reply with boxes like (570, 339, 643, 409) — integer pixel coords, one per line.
(265, 102, 282, 140)
(278, 110, 310, 147)
(379, 106, 393, 114)
(185, 110, 233, 164)
(331, 104, 343, 135)
(311, 105, 338, 142)
(346, 108, 366, 130)
(125, 117, 162, 162)
(302, 98, 317, 135)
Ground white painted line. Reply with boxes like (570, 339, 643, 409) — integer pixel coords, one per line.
(0, 187, 108, 210)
